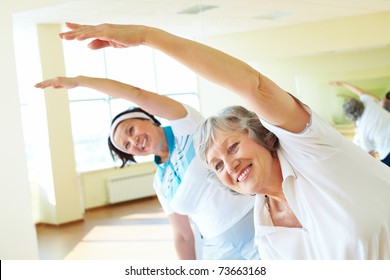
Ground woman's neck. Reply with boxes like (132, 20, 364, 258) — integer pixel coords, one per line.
(263, 155, 301, 228)
(156, 127, 170, 163)
(263, 155, 285, 201)
(157, 150, 169, 163)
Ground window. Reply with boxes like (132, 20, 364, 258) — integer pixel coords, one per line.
(62, 39, 199, 172)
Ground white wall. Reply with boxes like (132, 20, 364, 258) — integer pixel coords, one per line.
(0, 0, 70, 260)
(1, 2, 35, 261)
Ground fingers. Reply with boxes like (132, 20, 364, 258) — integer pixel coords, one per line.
(65, 22, 81, 30)
(34, 79, 64, 89)
(34, 80, 50, 88)
(59, 22, 129, 49)
(34, 81, 54, 89)
(59, 22, 94, 41)
(35, 83, 64, 89)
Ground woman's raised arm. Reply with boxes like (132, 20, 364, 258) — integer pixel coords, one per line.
(35, 75, 186, 120)
(60, 22, 309, 132)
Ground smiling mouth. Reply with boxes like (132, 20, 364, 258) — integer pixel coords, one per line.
(237, 164, 252, 182)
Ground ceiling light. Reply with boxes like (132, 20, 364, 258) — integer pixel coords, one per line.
(255, 11, 294, 20)
(178, 4, 218, 15)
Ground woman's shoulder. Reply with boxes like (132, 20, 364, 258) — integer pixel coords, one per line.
(170, 104, 205, 135)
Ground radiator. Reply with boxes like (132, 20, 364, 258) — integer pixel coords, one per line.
(106, 170, 156, 204)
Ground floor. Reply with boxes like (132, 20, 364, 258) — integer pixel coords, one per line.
(35, 196, 177, 260)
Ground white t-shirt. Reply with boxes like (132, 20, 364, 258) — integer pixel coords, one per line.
(356, 95, 390, 159)
(254, 108, 390, 259)
(154, 105, 255, 239)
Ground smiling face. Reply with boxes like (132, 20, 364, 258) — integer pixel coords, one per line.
(113, 118, 164, 156)
(206, 130, 278, 195)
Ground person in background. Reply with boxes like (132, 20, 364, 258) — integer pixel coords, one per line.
(54, 22, 390, 259)
(330, 80, 390, 167)
(35, 75, 259, 260)
(330, 80, 390, 111)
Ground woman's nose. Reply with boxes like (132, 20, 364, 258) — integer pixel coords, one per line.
(226, 159, 239, 175)
(127, 135, 139, 148)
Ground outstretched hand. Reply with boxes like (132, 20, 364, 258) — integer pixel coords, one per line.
(59, 22, 146, 50)
(34, 77, 79, 89)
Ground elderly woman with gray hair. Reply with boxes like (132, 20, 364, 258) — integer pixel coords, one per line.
(57, 21, 390, 259)
(331, 81, 390, 167)
(195, 102, 390, 259)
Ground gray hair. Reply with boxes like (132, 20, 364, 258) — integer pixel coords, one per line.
(342, 98, 365, 121)
(194, 105, 279, 194)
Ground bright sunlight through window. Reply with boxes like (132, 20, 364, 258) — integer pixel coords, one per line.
(62, 39, 200, 172)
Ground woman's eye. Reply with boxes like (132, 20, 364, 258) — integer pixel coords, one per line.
(129, 127, 134, 136)
(229, 142, 239, 153)
(215, 161, 223, 172)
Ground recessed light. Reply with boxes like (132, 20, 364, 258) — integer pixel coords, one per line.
(177, 4, 218, 15)
(255, 11, 294, 20)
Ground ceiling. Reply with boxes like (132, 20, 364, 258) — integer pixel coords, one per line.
(14, 0, 390, 38)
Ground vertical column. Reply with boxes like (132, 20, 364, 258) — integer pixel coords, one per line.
(36, 24, 83, 224)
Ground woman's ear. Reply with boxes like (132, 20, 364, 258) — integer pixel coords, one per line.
(263, 131, 277, 148)
(262, 130, 278, 157)
(265, 137, 275, 148)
